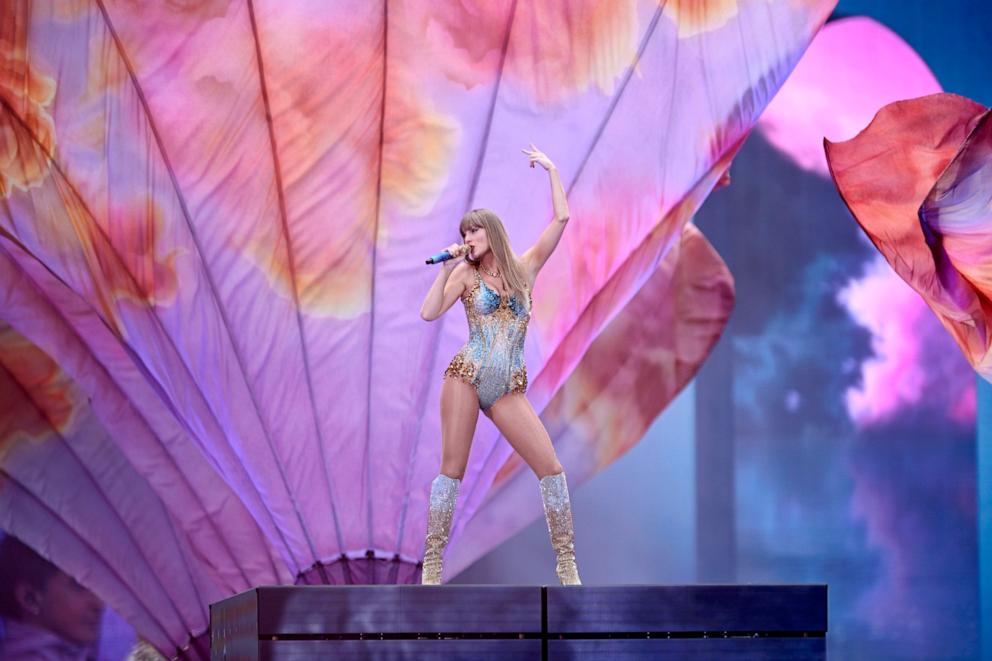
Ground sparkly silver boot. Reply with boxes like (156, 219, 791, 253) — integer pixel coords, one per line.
(539, 471, 582, 585)
(421, 474, 460, 585)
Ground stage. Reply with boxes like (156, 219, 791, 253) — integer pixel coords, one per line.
(211, 584, 827, 659)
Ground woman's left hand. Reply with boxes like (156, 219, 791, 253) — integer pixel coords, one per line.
(522, 144, 554, 171)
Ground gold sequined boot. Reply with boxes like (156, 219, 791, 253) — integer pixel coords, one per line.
(540, 471, 582, 585)
(421, 474, 460, 585)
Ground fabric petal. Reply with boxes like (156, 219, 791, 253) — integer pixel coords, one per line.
(825, 93, 992, 378)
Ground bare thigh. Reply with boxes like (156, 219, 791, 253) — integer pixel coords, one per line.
(488, 393, 564, 479)
(439, 377, 480, 479)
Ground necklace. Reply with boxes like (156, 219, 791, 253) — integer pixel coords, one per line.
(481, 264, 501, 279)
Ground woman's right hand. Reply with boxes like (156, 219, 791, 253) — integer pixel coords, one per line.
(442, 243, 467, 270)
(422, 244, 469, 320)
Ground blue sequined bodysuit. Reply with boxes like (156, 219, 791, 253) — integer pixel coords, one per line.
(444, 267, 530, 410)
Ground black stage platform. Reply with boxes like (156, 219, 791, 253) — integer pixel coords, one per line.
(210, 584, 827, 659)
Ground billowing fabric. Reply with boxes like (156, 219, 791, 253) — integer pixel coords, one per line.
(0, 0, 833, 655)
(444, 267, 530, 410)
(825, 94, 992, 380)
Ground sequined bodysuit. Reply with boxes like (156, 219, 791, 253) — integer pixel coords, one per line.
(444, 267, 530, 410)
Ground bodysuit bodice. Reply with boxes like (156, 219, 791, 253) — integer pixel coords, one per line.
(444, 268, 530, 410)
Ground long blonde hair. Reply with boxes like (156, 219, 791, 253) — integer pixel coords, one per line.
(459, 208, 530, 306)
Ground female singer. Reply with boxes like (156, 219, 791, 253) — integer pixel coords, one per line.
(418, 145, 580, 586)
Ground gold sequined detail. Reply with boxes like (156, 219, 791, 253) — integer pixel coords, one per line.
(444, 351, 477, 383)
(510, 368, 528, 393)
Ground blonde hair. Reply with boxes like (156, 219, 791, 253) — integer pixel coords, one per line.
(459, 208, 530, 306)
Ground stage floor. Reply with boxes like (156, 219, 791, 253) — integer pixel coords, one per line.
(210, 584, 827, 660)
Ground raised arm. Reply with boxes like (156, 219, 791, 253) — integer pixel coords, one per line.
(420, 248, 470, 321)
(521, 144, 570, 281)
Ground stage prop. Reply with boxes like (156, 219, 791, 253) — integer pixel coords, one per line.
(211, 584, 827, 660)
(825, 93, 992, 381)
(1, 1, 834, 655)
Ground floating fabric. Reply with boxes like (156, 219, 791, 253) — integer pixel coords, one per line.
(826, 93, 992, 380)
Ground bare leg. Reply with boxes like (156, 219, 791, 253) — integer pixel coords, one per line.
(421, 377, 480, 585)
(487, 393, 563, 478)
(488, 392, 580, 585)
(439, 377, 481, 479)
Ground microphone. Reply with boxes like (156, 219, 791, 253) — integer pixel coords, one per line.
(425, 245, 467, 265)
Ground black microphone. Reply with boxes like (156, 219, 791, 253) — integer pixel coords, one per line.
(425, 245, 467, 265)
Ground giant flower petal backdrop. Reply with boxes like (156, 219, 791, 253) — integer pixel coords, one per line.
(0, 0, 833, 655)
